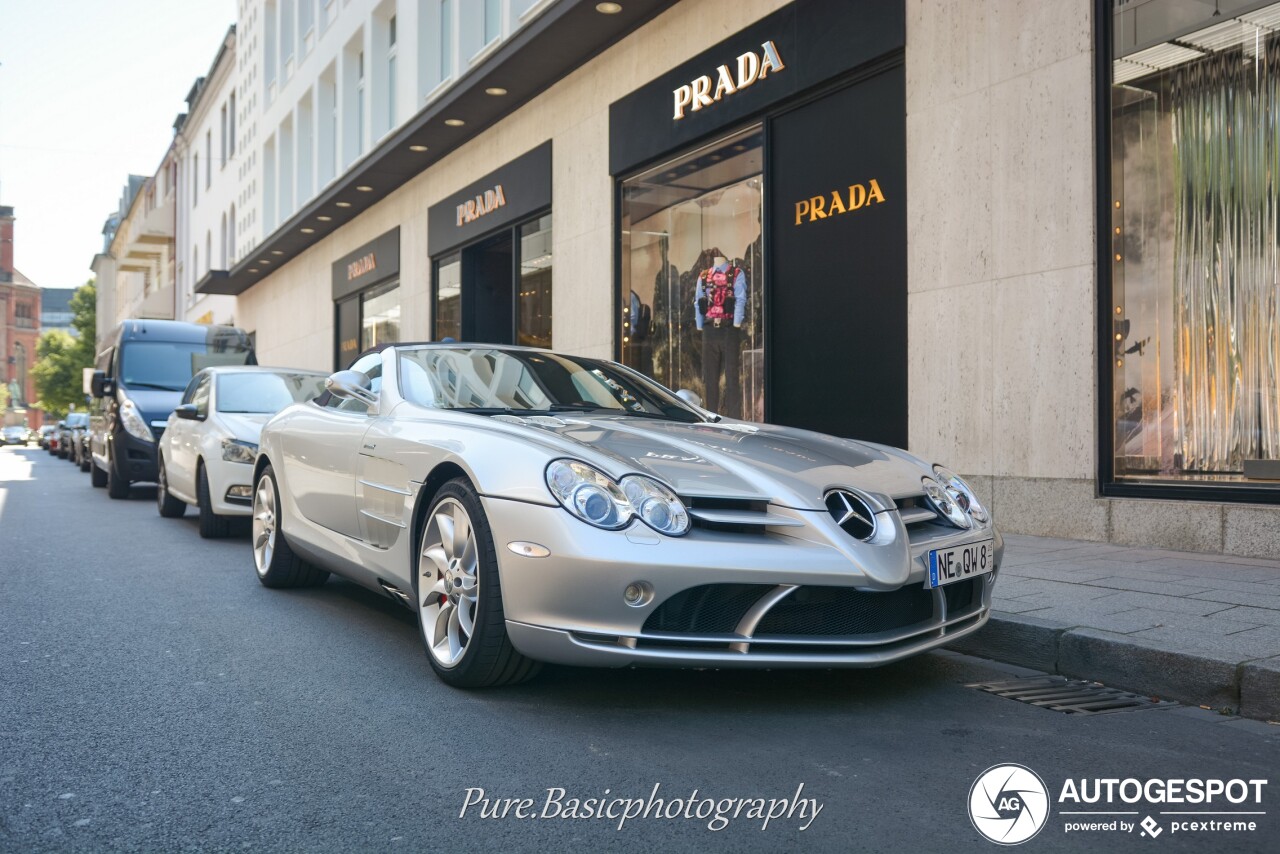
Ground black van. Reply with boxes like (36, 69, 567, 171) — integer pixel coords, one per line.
(89, 320, 255, 498)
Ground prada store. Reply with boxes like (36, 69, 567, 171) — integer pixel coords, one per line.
(428, 142, 553, 349)
(333, 228, 402, 369)
(612, 0, 906, 445)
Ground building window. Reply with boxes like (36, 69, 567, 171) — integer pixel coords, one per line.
(205, 130, 212, 188)
(193, 154, 199, 206)
(484, 0, 500, 44)
(14, 302, 34, 329)
(1108, 3, 1280, 490)
(229, 92, 237, 156)
(361, 281, 401, 350)
(619, 125, 764, 421)
(220, 104, 228, 167)
(518, 214, 552, 348)
(228, 203, 237, 264)
(205, 232, 212, 277)
(434, 253, 462, 340)
(388, 14, 398, 128)
(356, 50, 365, 157)
(440, 0, 452, 81)
(281, 0, 295, 64)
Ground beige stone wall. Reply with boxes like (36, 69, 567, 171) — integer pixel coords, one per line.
(237, 0, 792, 372)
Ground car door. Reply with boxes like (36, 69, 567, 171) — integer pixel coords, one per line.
(169, 374, 210, 502)
(279, 352, 382, 539)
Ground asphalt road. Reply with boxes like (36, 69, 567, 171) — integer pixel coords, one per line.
(2, 445, 1278, 854)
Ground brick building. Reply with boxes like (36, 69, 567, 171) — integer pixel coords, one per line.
(0, 206, 43, 429)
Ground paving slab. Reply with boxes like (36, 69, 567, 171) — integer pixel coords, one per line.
(949, 533, 1280, 720)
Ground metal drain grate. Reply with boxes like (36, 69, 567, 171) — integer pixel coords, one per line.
(968, 675, 1178, 715)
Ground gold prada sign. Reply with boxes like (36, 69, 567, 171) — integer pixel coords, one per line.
(673, 40, 785, 120)
(347, 252, 377, 281)
(794, 180, 886, 225)
(456, 185, 507, 227)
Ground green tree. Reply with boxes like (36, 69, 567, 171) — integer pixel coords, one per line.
(31, 331, 82, 417)
(31, 280, 97, 417)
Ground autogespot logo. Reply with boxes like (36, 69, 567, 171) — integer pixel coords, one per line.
(969, 764, 1050, 845)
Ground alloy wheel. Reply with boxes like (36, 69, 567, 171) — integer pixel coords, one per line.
(418, 498, 479, 667)
(252, 473, 277, 576)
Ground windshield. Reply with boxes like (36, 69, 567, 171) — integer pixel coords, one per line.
(120, 340, 252, 392)
(397, 348, 705, 423)
(65, 413, 89, 427)
(217, 372, 328, 414)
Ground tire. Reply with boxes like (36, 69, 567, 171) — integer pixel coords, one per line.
(413, 479, 540, 688)
(196, 462, 231, 538)
(106, 450, 130, 499)
(252, 465, 328, 588)
(156, 457, 187, 518)
(91, 459, 107, 488)
(79, 451, 90, 473)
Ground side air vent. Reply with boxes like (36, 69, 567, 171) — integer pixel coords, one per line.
(824, 489, 877, 541)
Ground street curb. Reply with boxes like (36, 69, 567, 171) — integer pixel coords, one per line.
(946, 613, 1280, 722)
(1240, 658, 1280, 723)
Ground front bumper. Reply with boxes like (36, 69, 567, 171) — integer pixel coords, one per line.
(204, 457, 255, 516)
(483, 496, 1001, 669)
(113, 429, 158, 483)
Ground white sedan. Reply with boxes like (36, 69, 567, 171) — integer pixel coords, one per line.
(157, 366, 328, 537)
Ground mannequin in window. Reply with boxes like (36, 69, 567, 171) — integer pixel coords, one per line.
(694, 246, 747, 418)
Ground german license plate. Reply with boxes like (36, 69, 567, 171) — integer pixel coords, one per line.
(927, 540, 995, 588)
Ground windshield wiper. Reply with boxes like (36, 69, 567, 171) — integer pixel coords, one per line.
(124, 382, 184, 391)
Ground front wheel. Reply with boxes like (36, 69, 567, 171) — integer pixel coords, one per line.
(156, 457, 186, 518)
(106, 450, 130, 499)
(90, 458, 107, 488)
(414, 480, 539, 688)
(252, 465, 328, 589)
(196, 463, 231, 538)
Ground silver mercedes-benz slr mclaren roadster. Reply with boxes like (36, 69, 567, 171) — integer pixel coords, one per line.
(251, 343, 1002, 687)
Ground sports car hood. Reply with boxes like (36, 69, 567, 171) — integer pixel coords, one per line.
(507, 415, 932, 511)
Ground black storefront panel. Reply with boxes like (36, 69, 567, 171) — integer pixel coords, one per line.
(609, 0, 904, 176)
(769, 67, 907, 446)
(428, 142, 552, 257)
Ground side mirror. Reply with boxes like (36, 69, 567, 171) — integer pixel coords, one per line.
(91, 370, 114, 399)
(326, 370, 378, 407)
(174, 404, 203, 421)
(676, 389, 702, 408)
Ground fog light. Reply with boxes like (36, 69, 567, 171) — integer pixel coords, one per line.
(227, 485, 253, 499)
(623, 581, 653, 607)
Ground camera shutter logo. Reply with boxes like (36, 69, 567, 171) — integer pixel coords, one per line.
(969, 764, 1050, 845)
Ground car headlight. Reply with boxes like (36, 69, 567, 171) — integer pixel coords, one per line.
(621, 474, 690, 536)
(921, 476, 971, 529)
(545, 459, 689, 535)
(118, 397, 154, 443)
(221, 438, 258, 464)
(933, 465, 989, 524)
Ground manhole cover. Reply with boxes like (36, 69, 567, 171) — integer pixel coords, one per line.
(968, 675, 1178, 715)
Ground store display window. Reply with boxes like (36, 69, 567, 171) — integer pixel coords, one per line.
(619, 125, 764, 420)
(1109, 4, 1280, 487)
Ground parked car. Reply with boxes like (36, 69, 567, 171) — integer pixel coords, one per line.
(58, 413, 89, 461)
(88, 320, 255, 497)
(47, 422, 64, 455)
(157, 366, 328, 538)
(2, 425, 31, 445)
(37, 425, 57, 450)
(251, 344, 1002, 688)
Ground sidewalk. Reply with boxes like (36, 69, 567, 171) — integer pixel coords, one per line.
(948, 534, 1280, 722)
